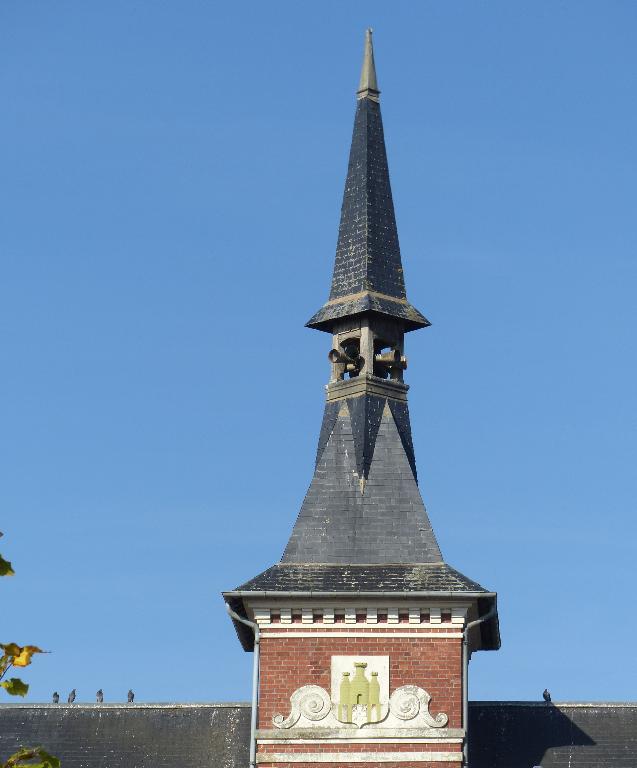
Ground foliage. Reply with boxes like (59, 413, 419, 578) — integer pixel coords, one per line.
(2, 748, 60, 768)
(0, 678, 30, 698)
(1, 532, 59, 768)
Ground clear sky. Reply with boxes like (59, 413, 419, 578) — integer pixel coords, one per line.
(1, 1, 636, 705)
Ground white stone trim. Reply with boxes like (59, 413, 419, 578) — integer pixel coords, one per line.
(258, 738, 463, 745)
(254, 608, 271, 625)
(248, 603, 468, 627)
(259, 623, 460, 631)
(257, 751, 462, 763)
(260, 632, 463, 639)
(256, 728, 465, 740)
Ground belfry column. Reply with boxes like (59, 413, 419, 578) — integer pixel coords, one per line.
(224, 30, 500, 768)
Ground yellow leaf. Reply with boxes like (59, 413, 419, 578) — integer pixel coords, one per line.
(12, 646, 45, 667)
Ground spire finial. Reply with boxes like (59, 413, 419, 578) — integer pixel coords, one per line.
(357, 28, 380, 100)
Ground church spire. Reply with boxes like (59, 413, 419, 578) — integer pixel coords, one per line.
(306, 29, 428, 333)
(281, 31, 441, 564)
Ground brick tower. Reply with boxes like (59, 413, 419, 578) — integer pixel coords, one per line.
(224, 30, 500, 768)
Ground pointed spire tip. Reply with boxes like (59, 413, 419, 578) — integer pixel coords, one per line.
(357, 27, 380, 100)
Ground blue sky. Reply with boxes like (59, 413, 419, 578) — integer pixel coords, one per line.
(1, 1, 635, 704)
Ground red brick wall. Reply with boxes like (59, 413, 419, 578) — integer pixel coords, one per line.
(258, 763, 456, 768)
(260, 743, 460, 753)
(258, 632, 463, 728)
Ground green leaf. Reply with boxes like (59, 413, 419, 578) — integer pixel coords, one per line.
(1, 643, 22, 658)
(0, 554, 15, 576)
(2, 747, 60, 768)
(35, 749, 60, 768)
(3, 747, 38, 766)
(1, 677, 29, 696)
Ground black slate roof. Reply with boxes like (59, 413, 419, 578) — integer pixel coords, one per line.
(281, 397, 442, 565)
(307, 291, 429, 333)
(2, 702, 635, 767)
(232, 562, 488, 594)
(224, 563, 500, 652)
(306, 93, 428, 333)
(0, 703, 249, 768)
(469, 702, 637, 767)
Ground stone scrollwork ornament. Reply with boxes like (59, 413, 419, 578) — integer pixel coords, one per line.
(388, 685, 448, 728)
(272, 685, 332, 729)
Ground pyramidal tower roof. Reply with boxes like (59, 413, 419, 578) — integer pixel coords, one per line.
(306, 29, 429, 333)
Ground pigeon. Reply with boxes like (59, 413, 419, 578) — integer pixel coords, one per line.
(96, 689, 103, 704)
(67, 689, 76, 704)
(52, 691, 59, 704)
(127, 689, 134, 703)
(543, 688, 551, 702)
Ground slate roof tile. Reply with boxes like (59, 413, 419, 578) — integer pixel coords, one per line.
(306, 93, 428, 333)
(232, 562, 489, 593)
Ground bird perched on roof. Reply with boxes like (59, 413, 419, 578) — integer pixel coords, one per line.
(67, 689, 76, 704)
(52, 692, 59, 704)
(127, 689, 134, 703)
(96, 689, 103, 703)
(543, 688, 551, 702)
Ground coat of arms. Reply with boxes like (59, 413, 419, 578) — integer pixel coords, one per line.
(331, 656, 389, 726)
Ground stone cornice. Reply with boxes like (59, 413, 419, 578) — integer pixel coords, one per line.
(326, 375, 409, 403)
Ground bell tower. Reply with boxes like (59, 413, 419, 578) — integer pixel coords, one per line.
(224, 30, 499, 768)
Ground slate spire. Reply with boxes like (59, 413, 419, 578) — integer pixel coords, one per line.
(224, 31, 500, 657)
(281, 31, 442, 565)
(306, 29, 429, 333)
